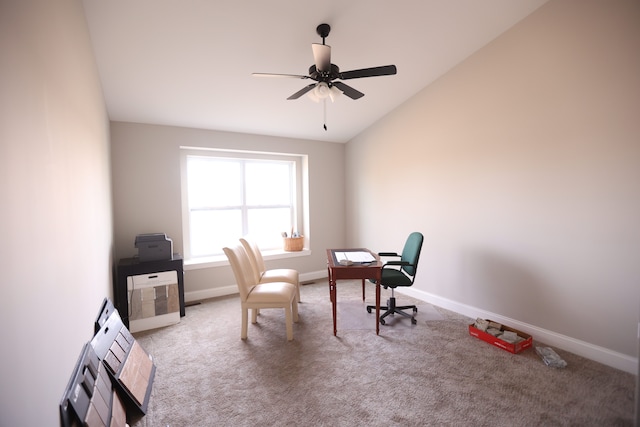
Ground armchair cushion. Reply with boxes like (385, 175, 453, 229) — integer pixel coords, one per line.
(247, 282, 296, 303)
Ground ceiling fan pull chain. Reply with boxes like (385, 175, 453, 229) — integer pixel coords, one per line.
(323, 99, 327, 131)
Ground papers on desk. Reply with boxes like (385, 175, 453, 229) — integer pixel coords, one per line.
(334, 251, 376, 263)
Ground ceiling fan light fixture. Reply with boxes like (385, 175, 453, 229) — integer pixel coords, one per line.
(329, 84, 343, 102)
(307, 82, 342, 103)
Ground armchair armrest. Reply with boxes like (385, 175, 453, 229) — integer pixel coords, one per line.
(378, 252, 399, 257)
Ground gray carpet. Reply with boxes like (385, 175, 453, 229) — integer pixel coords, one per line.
(132, 280, 635, 426)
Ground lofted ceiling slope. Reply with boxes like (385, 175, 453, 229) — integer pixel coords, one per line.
(82, 0, 548, 143)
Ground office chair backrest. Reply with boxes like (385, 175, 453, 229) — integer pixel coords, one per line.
(401, 232, 424, 277)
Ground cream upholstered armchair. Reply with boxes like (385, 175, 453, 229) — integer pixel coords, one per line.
(223, 244, 299, 341)
(240, 237, 301, 302)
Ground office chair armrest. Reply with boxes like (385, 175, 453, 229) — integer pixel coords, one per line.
(383, 260, 410, 268)
(378, 252, 399, 257)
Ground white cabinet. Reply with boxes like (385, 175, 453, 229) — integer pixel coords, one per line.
(126, 270, 180, 332)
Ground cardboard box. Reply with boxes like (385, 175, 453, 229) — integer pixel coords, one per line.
(468, 320, 533, 354)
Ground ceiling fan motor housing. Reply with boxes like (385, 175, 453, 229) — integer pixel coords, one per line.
(309, 64, 340, 82)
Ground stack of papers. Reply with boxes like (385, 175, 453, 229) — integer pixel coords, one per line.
(334, 251, 376, 263)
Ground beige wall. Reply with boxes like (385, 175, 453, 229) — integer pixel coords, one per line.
(2, 1, 636, 425)
(110, 122, 345, 297)
(0, 1, 112, 426)
(346, 0, 640, 370)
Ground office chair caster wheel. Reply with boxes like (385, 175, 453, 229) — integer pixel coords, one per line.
(411, 317, 417, 325)
(367, 307, 372, 314)
(413, 307, 418, 313)
(380, 318, 386, 325)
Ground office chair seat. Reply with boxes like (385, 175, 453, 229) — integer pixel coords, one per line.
(378, 269, 413, 287)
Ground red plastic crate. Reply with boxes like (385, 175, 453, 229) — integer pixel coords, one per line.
(468, 320, 533, 354)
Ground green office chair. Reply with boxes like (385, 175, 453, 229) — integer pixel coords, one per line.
(366, 232, 424, 325)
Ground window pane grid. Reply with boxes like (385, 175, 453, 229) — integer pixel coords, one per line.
(184, 154, 297, 257)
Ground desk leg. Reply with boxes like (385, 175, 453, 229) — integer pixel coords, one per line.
(327, 265, 337, 336)
(330, 278, 337, 336)
(361, 279, 366, 301)
(327, 265, 332, 302)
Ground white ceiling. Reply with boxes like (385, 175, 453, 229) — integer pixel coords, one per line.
(82, 0, 548, 143)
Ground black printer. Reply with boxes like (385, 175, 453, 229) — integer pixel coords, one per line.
(134, 233, 173, 262)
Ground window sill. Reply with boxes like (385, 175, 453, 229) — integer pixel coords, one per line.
(183, 248, 311, 271)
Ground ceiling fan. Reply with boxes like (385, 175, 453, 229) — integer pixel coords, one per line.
(252, 23, 397, 129)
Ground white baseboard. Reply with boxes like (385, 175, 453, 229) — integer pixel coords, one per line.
(185, 271, 638, 375)
(184, 285, 238, 302)
(399, 286, 638, 375)
(183, 270, 328, 303)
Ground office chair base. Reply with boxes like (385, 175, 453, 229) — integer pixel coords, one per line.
(366, 297, 417, 325)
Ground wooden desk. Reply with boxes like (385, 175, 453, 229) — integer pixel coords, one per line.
(326, 249, 383, 335)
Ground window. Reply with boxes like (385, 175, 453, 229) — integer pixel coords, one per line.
(180, 148, 307, 263)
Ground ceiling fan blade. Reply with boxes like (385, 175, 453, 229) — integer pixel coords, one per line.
(332, 81, 364, 100)
(252, 73, 309, 79)
(287, 84, 317, 100)
(338, 65, 397, 80)
(312, 43, 331, 73)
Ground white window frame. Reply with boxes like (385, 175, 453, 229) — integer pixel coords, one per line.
(180, 146, 310, 269)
